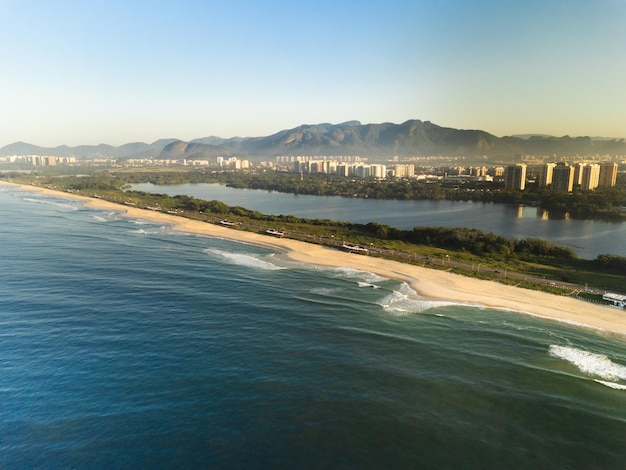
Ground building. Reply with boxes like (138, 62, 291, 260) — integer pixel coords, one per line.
(504, 164, 527, 190)
(599, 162, 618, 187)
(580, 164, 600, 191)
(369, 164, 387, 179)
(602, 293, 626, 309)
(551, 163, 575, 192)
(492, 166, 505, 177)
(573, 163, 586, 187)
(469, 166, 488, 177)
(394, 164, 415, 178)
(336, 164, 350, 177)
(354, 164, 371, 178)
(539, 162, 556, 187)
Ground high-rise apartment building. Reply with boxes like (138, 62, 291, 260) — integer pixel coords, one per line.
(551, 163, 575, 192)
(504, 164, 527, 190)
(573, 163, 586, 187)
(580, 164, 600, 190)
(539, 162, 556, 187)
(599, 162, 618, 187)
(394, 164, 415, 178)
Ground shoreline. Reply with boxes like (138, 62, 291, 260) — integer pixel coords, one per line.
(4, 180, 626, 337)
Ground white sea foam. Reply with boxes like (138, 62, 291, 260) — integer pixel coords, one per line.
(129, 226, 167, 235)
(23, 197, 78, 210)
(549, 345, 626, 383)
(204, 248, 284, 271)
(397, 281, 418, 296)
(377, 289, 458, 315)
(357, 281, 380, 289)
(595, 380, 626, 390)
(311, 287, 343, 296)
(91, 210, 120, 222)
(321, 266, 387, 285)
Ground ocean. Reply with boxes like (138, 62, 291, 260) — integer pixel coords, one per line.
(1, 185, 626, 469)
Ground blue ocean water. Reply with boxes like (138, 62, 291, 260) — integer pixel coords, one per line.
(1, 186, 626, 469)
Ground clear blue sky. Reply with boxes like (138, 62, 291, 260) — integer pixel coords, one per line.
(1, 0, 625, 147)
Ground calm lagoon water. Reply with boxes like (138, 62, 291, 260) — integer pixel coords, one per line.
(2, 185, 626, 469)
(131, 183, 626, 259)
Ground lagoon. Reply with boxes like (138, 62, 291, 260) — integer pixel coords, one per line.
(131, 182, 626, 258)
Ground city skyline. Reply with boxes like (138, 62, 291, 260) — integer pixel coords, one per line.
(1, 0, 625, 147)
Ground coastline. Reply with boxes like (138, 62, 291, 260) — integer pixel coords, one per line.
(4, 180, 626, 336)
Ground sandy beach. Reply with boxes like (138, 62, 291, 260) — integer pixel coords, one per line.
(4, 180, 626, 336)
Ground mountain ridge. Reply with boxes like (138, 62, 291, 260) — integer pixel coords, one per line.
(2, 120, 625, 162)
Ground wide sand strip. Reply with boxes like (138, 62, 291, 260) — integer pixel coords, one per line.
(4, 181, 626, 336)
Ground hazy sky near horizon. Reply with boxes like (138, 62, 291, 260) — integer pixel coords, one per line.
(1, 0, 625, 147)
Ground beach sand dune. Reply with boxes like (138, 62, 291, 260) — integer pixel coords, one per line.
(4, 181, 626, 336)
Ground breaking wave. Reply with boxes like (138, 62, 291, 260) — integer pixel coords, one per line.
(129, 226, 168, 235)
(316, 266, 387, 285)
(204, 248, 284, 271)
(373, 282, 461, 315)
(22, 197, 78, 210)
(357, 281, 380, 289)
(549, 345, 626, 389)
(595, 380, 626, 390)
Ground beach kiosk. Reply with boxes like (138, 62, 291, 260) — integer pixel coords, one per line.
(602, 293, 626, 309)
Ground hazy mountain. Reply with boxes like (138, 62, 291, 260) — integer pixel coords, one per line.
(214, 120, 626, 159)
(235, 120, 512, 157)
(2, 120, 625, 161)
(0, 139, 179, 160)
(157, 141, 233, 160)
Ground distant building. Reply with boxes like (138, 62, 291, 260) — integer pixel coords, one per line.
(539, 162, 556, 187)
(370, 164, 387, 179)
(573, 163, 586, 187)
(580, 164, 600, 191)
(551, 163, 575, 192)
(599, 162, 618, 187)
(336, 164, 350, 177)
(216, 156, 247, 170)
(492, 166, 505, 177)
(469, 166, 488, 177)
(504, 164, 527, 190)
(394, 164, 415, 178)
(354, 164, 371, 178)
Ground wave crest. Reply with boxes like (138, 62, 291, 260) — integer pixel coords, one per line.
(204, 248, 284, 271)
(129, 227, 168, 235)
(549, 345, 626, 383)
(378, 289, 458, 315)
(319, 266, 387, 285)
(23, 197, 78, 210)
(595, 380, 626, 390)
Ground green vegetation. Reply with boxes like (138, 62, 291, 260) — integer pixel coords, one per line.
(3, 169, 625, 295)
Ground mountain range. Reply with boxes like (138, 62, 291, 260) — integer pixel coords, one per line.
(2, 120, 625, 163)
